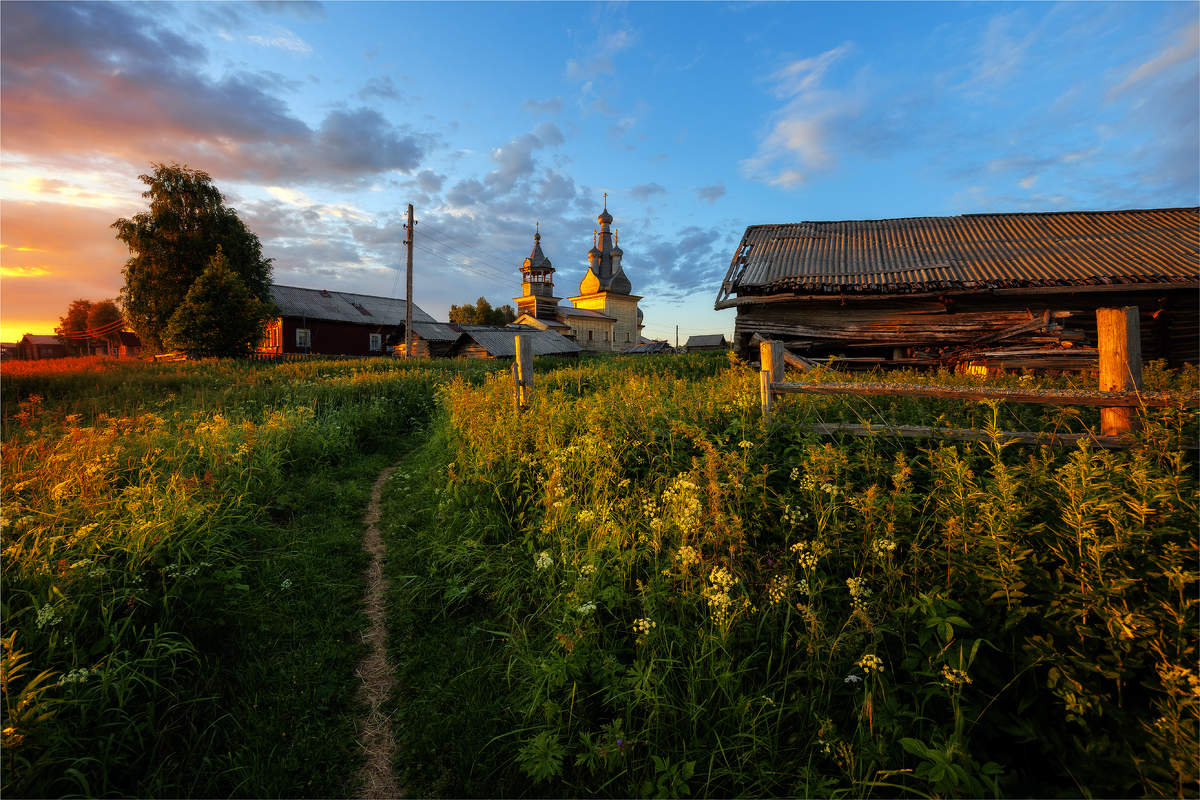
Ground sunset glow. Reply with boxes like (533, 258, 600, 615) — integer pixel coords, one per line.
(1, 2, 1196, 344)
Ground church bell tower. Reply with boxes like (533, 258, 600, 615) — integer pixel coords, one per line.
(514, 223, 562, 320)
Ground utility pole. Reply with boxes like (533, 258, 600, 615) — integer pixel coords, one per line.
(675, 324, 679, 352)
(404, 203, 414, 358)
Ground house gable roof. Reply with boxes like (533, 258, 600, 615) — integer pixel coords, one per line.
(716, 207, 1200, 306)
(453, 325, 582, 357)
(271, 285, 436, 325)
(685, 334, 727, 348)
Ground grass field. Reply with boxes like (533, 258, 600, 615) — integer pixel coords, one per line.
(3, 353, 1196, 797)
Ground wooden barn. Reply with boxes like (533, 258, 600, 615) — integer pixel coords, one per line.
(715, 207, 1200, 370)
(16, 334, 67, 360)
(448, 326, 582, 360)
(683, 334, 728, 352)
(395, 322, 461, 358)
(259, 285, 436, 356)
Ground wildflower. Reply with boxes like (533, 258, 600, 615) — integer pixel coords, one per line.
(738, 440, 753, 449)
(790, 541, 820, 570)
(675, 545, 701, 568)
(708, 565, 736, 591)
(844, 674, 862, 685)
(57, 667, 94, 686)
(580, 564, 596, 577)
(35, 603, 62, 630)
(535, 551, 553, 570)
(783, 504, 809, 526)
(820, 482, 841, 496)
(789, 466, 800, 481)
(576, 601, 598, 615)
(796, 578, 811, 595)
(577, 509, 596, 524)
(2, 726, 24, 748)
(632, 617, 656, 636)
(766, 575, 790, 605)
(857, 653, 884, 674)
(941, 665, 972, 686)
(870, 538, 897, 558)
(846, 577, 871, 609)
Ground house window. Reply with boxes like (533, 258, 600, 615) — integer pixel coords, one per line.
(369, 333, 382, 351)
(296, 328, 311, 349)
(588, 330, 593, 341)
(626, 333, 630, 343)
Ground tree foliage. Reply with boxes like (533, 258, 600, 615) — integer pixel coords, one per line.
(87, 300, 123, 349)
(55, 299, 94, 355)
(448, 296, 517, 326)
(113, 163, 273, 353)
(165, 248, 272, 358)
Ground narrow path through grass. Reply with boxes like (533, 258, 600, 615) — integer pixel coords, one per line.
(355, 466, 402, 799)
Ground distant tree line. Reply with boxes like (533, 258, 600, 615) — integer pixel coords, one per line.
(448, 297, 516, 326)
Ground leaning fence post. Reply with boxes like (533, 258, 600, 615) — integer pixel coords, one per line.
(514, 334, 534, 411)
(1096, 306, 1143, 437)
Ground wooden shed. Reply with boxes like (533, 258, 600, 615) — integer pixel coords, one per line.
(683, 334, 728, 352)
(16, 334, 67, 360)
(448, 326, 583, 360)
(715, 208, 1200, 370)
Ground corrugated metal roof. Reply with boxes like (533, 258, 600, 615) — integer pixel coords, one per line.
(271, 285, 436, 324)
(21, 334, 61, 345)
(410, 322, 460, 341)
(456, 326, 582, 356)
(717, 208, 1199, 302)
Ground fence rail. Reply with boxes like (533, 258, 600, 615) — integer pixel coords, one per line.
(758, 306, 1198, 447)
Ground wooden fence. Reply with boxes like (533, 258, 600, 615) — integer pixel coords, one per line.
(758, 307, 1198, 449)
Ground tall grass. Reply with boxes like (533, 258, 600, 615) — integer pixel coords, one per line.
(385, 354, 1198, 797)
(0, 356, 476, 796)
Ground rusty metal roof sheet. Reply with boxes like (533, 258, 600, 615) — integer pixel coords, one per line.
(271, 284, 436, 325)
(455, 325, 583, 357)
(716, 208, 1199, 304)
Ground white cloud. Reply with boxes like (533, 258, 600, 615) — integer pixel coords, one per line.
(1018, 175, 1038, 189)
(1109, 21, 1199, 97)
(248, 26, 312, 55)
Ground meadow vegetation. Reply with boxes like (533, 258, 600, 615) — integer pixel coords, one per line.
(2, 352, 1196, 798)
(384, 352, 1198, 798)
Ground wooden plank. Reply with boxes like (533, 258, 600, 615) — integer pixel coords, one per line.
(769, 380, 1197, 408)
(760, 370, 773, 422)
(807, 423, 1141, 449)
(760, 340, 784, 384)
(514, 334, 534, 410)
(1097, 307, 1143, 436)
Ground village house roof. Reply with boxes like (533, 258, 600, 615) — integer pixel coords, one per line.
(454, 325, 583, 357)
(623, 339, 674, 354)
(409, 322, 461, 342)
(716, 207, 1200, 308)
(270, 285, 436, 325)
(684, 334, 728, 349)
(557, 306, 616, 321)
(21, 334, 62, 345)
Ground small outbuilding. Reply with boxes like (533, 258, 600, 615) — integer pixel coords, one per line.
(623, 339, 675, 355)
(683, 334, 729, 352)
(715, 207, 1199, 369)
(448, 325, 583, 359)
(16, 334, 67, 360)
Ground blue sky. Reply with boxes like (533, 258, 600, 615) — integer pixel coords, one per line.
(2, 1, 1197, 342)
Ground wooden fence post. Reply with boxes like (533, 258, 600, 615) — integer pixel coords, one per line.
(1097, 306, 1143, 437)
(514, 334, 534, 411)
(759, 340, 782, 422)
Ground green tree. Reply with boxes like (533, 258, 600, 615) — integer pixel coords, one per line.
(113, 163, 272, 353)
(165, 247, 272, 358)
(86, 299, 124, 353)
(448, 296, 517, 326)
(55, 299, 93, 355)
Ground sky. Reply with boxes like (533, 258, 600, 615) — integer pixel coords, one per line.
(1, 1, 1197, 344)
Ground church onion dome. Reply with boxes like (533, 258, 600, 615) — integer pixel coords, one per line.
(637, 306, 643, 322)
(579, 267, 601, 295)
(608, 267, 632, 295)
(598, 207, 613, 226)
(588, 230, 601, 261)
(612, 229, 623, 257)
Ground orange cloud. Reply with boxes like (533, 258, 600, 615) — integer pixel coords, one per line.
(0, 200, 129, 339)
